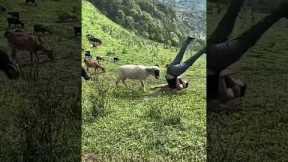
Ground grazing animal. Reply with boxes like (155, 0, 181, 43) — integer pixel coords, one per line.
(113, 57, 119, 63)
(96, 56, 104, 62)
(86, 34, 102, 47)
(4, 31, 54, 63)
(25, 0, 37, 6)
(84, 51, 92, 60)
(0, 49, 19, 79)
(7, 12, 24, 29)
(81, 67, 90, 80)
(116, 65, 160, 90)
(33, 24, 51, 34)
(7, 18, 24, 29)
(74, 26, 81, 36)
(84, 58, 105, 73)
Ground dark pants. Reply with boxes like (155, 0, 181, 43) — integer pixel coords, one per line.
(167, 39, 205, 77)
(208, 0, 284, 72)
(207, 0, 285, 98)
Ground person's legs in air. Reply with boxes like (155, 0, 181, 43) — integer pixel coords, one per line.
(167, 47, 206, 77)
(232, 1, 288, 55)
(208, 0, 246, 44)
(170, 37, 195, 66)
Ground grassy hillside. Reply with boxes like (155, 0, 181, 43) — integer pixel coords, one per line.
(207, 3, 288, 161)
(0, 0, 81, 161)
(82, 0, 206, 161)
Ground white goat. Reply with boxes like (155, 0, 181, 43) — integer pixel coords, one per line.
(116, 65, 160, 90)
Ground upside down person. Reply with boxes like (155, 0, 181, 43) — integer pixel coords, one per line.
(207, 0, 288, 101)
(152, 37, 205, 92)
(153, 0, 288, 95)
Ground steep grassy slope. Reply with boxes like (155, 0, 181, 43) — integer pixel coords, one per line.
(0, 0, 81, 161)
(82, 0, 206, 161)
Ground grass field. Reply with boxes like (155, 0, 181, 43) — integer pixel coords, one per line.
(82, 1, 206, 161)
(207, 4, 288, 161)
(0, 0, 81, 161)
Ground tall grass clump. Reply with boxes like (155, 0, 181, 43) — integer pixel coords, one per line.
(83, 77, 112, 122)
(145, 99, 184, 128)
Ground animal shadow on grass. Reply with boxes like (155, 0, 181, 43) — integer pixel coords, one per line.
(147, 87, 189, 98)
(111, 87, 144, 99)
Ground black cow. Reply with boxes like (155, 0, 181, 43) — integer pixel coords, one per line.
(0, 50, 19, 80)
(113, 57, 119, 63)
(96, 56, 104, 62)
(86, 34, 102, 47)
(84, 51, 92, 59)
(7, 12, 24, 29)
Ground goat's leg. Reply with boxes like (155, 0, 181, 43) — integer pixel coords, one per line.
(122, 79, 128, 88)
(140, 80, 145, 91)
(116, 79, 120, 86)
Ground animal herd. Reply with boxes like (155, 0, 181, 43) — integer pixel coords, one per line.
(0, 1, 80, 80)
(82, 56, 160, 91)
(81, 36, 160, 90)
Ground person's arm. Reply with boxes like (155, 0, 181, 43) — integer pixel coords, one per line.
(151, 84, 169, 90)
(218, 75, 234, 101)
(225, 76, 245, 97)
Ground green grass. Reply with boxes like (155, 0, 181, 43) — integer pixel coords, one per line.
(0, 0, 81, 161)
(207, 4, 288, 161)
(82, 1, 206, 161)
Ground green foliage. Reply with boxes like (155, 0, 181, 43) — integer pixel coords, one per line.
(90, 0, 185, 46)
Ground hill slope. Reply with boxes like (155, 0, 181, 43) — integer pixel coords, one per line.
(82, 0, 206, 161)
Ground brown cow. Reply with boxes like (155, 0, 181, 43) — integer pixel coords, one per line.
(4, 31, 54, 64)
